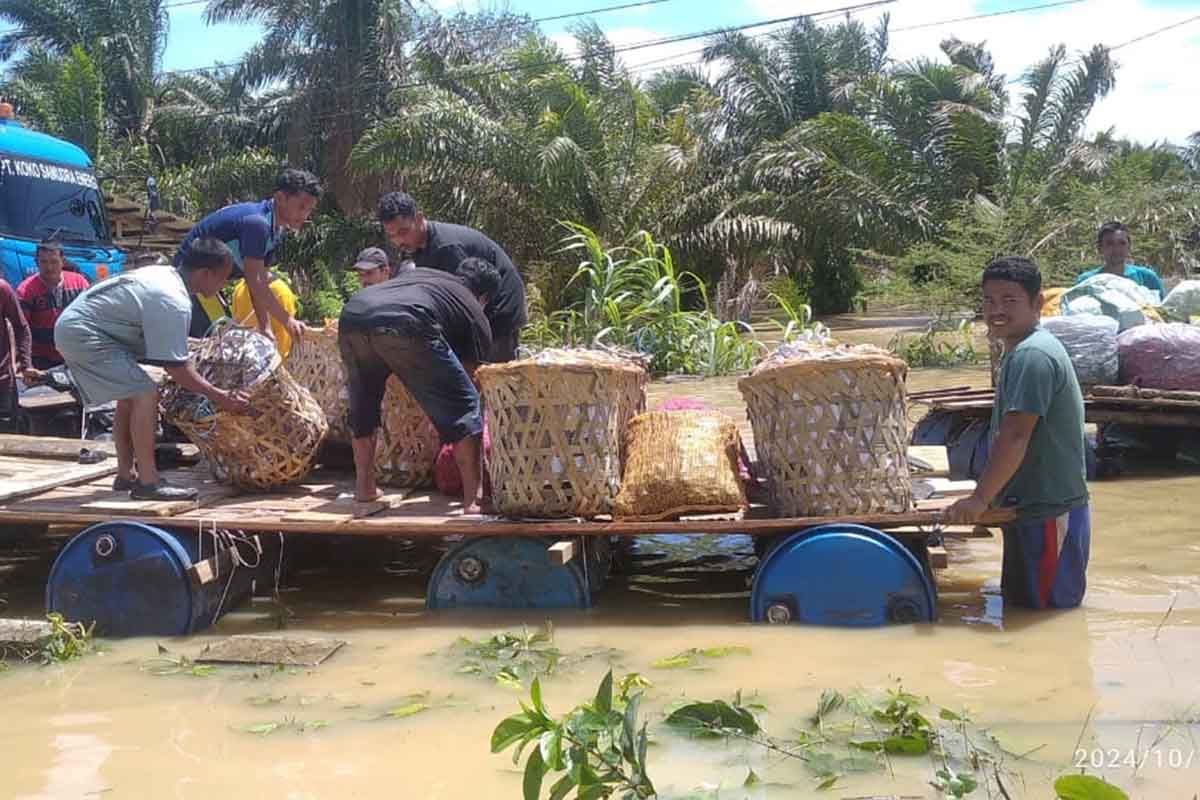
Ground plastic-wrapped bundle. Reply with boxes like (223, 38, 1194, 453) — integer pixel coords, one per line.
(1117, 323, 1200, 391)
(1042, 316, 1119, 387)
(1159, 280, 1200, 323)
(1061, 274, 1158, 331)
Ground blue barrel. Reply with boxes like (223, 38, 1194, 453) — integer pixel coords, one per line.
(426, 536, 594, 610)
(750, 524, 936, 626)
(46, 521, 262, 637)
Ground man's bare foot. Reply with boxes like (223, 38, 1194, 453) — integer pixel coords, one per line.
(462, 503, 483, 515)
(355, 488, 383, 503)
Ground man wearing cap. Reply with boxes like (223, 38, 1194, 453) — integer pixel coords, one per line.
(175, 168, 322, 343)
(376, 192, 526, 362)
(352, 247, 391, 288)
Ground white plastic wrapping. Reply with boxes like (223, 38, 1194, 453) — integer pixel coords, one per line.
(1117, 323, 1200, 391)
(1160, 280, 1200, 322)
(1042, 315, 1119, 387)
(1061, 273, 1158, 331)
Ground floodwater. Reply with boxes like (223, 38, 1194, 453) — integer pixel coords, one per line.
(2, 316, 1198, 800)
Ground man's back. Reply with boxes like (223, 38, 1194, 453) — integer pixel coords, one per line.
(409, 221, 526, 333)
(340, 268, 492, 364)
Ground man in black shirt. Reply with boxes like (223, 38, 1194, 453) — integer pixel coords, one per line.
(338, 261, 499, 511)
(376, 192, 527, 362)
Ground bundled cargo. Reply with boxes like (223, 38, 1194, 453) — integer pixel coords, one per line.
(284, 321, 351, 443)
(613, 410, 747, 521)
(1060, 274, 1158, 331)
(1042, 315, 1119, 387)
(1117, 323, 1200, 391)
(1159, 280, 1200, 323)
(738, 342, 912, 517)
(374, 376, 442, 488)
(162, 327, 328, 490)
(478, 348, 647, 519)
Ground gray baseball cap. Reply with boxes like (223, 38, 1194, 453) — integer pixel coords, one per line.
(352, 247, 389, 271)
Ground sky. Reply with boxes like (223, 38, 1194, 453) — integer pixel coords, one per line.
(159, 0, 1200, 144)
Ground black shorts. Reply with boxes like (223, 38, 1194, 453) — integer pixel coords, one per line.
(339, 321, 482, 444)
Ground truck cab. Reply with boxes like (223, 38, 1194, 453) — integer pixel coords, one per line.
(0, 103, 125, 288)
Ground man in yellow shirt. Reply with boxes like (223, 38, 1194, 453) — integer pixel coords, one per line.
(232, 274, 299, 357)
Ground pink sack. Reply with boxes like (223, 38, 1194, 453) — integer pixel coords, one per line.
(434, 423, 492, 496)
(1117, 323, 1200, 391)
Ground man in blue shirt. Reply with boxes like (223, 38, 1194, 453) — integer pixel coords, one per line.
(175, 168, 322, 342)
(948, 256, 1090, 609)
(1075, 221, 1165, 299)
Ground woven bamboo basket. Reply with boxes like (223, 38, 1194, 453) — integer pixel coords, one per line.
(373, 375, 441, 488)
(738, 343, 912, 517)
(478, 349, 647, 519)
(614, 410, 747, 521)
(284, 321, 351, 444)
(162, 327, 328, 490)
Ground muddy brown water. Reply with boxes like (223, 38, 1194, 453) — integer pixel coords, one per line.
(1, 317, 1198, 799)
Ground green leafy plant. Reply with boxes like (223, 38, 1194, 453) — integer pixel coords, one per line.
(889, 320, 980, 368)
(1054, 774, 1129, 800)
(650, 645, 751, 670)
(491, 670, 655, 800)
(454, 623, 563, 689)
(39, 613, 94, 665)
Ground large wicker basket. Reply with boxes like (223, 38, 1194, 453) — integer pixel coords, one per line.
(738, 344, 912, 517)
(162, 327, 328, 490)
(478, 349, 647, 518)
(285, 321, 351, 443)
(374, 376, 441, 488)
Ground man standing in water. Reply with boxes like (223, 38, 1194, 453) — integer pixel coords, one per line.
(946, 256, 1090, 609)
(375, 192, 526, 362)
(175, 168, 322, 341)
(1075, 221, 1165, 300)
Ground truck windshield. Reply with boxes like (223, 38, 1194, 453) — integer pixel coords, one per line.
(0, 155, 111, 244)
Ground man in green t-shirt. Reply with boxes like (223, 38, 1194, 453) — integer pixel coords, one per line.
(947, 256, 1091, 609)
(1075, 221, 1165, 300)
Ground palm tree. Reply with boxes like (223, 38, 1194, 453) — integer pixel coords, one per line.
(203, 0, 416, 213)
(0, 0, 168, 140)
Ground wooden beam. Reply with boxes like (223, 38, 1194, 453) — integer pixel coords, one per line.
(548, 540, 576, 565)
(928, 545, 949, 569)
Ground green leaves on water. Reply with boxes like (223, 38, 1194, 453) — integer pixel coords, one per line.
(141, 645, 216, 677)
(1054, 775, 1130, 800)
(453, 622, 563, 688)
(651, 645, 751, 669)
(385, 702, 430, 719)
(665, 699, 761, 738)
(239, 717, 330, 735)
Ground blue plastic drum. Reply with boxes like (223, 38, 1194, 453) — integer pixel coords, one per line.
(46, 521, 258, 637)
(426, 536, 592, 610)
(750, 524, 936, 626)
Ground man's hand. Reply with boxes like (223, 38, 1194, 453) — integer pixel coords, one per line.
(21, 368, 43, 385)
(944, 494, 990, 524)
(285, 317, 307, 344)
(212, 389, 258, 417)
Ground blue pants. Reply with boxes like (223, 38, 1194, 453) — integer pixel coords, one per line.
(1001, 505, 1091, 609)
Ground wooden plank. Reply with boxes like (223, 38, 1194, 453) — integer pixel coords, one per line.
(0, 435, 113, 459)
(929, 545, 949, 569)
(1091, 385, 1200, 402)
(19, 393, 79, 412)
(548, 540, 576, 565)
(0, 618, 53, 646)
(195, 635, 345, 667)
(80, 482, 236, 517)
(0, 458, 117, 503)
(1089, 396, 1200, 410)
(907, 445, 949, 475)
(1086, 409, 1200, 428)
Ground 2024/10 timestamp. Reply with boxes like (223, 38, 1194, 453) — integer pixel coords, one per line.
(1074, 748, 1197, 770)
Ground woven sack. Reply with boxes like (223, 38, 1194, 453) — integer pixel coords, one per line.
(284, 321, 351, 443)
(478, 348, 647, 518)
(1042, 315, 1119, 387)
(162, 327, 328, 490)
(1118, 323, 1200, 391)
(374, 375, 441, 488)
(739, 343, 912, 517)
(613, 410, 747, 521)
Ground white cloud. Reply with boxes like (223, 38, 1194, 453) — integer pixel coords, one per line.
(747, 0, 1200, 144)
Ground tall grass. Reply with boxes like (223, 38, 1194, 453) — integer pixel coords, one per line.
(527, 224, 765, 376)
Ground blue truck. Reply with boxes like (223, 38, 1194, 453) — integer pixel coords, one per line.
(0, 102, 125, 288)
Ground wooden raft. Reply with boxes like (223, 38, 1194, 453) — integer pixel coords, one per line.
(0, 464, 1011, 537)
(911, 385, 1200, 428)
